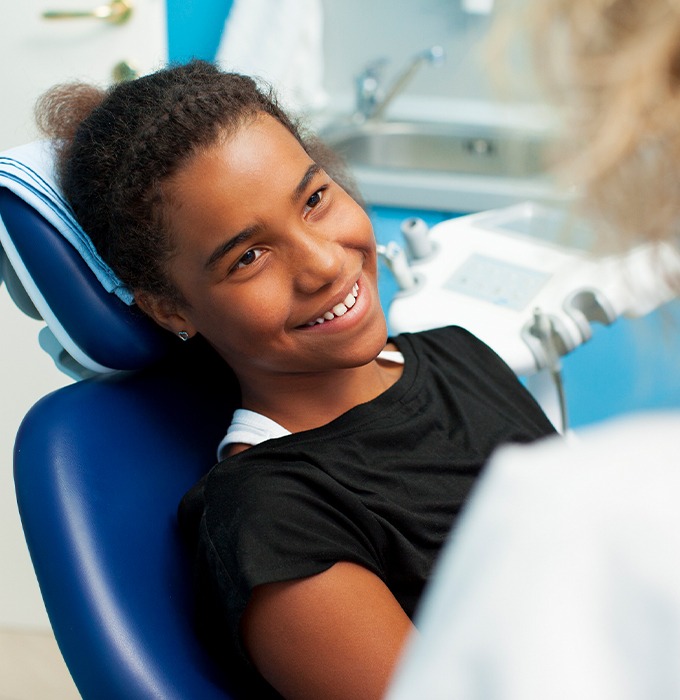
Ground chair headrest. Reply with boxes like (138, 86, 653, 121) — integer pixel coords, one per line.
(0, 142, 173, 376)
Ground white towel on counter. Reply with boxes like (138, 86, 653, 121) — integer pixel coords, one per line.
(215, 0, 327, 114)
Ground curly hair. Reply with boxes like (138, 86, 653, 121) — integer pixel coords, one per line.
(36, 60, 361, 304)
(491, 0, 680, 263)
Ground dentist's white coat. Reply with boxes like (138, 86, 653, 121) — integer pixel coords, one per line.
(387, 411, 680, 700)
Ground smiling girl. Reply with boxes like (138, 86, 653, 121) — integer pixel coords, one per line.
(38, 61, 555, 700)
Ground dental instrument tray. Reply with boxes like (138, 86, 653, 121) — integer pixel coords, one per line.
(387, 201, 680, 376)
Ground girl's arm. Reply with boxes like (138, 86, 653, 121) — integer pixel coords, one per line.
(241, 561, 415, 700)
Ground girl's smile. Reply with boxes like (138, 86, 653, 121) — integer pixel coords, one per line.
(299, 280, 360, 328)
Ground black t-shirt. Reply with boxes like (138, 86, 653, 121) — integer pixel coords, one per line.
(179, 326, 556, 690)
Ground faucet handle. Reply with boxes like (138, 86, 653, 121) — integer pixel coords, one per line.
(420, 45, 445, 65)
(355, 57, 388, 120)
(358, 56, 389, 79)
(355, 56, 389, 85)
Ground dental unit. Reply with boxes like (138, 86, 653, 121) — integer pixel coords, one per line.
(380, 202, 680, 432)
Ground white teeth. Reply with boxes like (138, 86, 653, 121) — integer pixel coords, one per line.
(305, 281, 360, 326)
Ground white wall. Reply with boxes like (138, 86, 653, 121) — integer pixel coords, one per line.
(0, 288, 71, 628)
(321, 0, 495, 109)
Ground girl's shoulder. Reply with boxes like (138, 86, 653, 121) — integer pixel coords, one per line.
(398, 325, 509, 372)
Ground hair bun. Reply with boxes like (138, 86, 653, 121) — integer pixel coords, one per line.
(35, 82, 106, 143)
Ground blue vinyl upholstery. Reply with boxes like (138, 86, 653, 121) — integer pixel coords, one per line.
(0, 170, 241, 698)
(0, 188, 173, 372)
(14, 348, 239, 699)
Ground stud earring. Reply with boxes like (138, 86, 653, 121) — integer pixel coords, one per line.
(177, 330, 190, 342)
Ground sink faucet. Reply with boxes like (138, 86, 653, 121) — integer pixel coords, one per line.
(354, 45, 446, 121)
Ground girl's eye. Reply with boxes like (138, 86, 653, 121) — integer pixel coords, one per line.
(234, 248, 263, 270)
(303, 187, 326, 214)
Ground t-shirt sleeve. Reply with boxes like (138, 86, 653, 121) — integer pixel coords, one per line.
(195, 457, 386, 658)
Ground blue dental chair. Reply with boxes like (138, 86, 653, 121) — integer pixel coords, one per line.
(0, 181, 240, 698)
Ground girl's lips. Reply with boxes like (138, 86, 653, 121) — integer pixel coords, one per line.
(296, 280, 366, 331)
(303, 282, 359, 327)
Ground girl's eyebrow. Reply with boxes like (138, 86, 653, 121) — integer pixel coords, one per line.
(204, 226, 260, 271)
(291, 163, 321, 203)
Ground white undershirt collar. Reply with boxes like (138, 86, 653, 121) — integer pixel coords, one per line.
(216, 349, 405, 459)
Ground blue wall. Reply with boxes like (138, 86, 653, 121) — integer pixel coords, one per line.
(166, 0, 233, 63)
(560, 303, 680, 428)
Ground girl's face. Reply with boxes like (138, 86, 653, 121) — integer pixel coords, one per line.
(154, 113, 387, 382)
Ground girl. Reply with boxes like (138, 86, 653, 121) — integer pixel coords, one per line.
(38, 60, 555, 700)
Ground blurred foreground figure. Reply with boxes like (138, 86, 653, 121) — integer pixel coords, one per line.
(386, 1, 680, 698)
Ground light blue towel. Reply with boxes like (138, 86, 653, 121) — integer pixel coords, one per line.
(0, 140, 134, 305)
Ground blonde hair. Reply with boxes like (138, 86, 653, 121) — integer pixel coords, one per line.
(491, 0, 680, 261)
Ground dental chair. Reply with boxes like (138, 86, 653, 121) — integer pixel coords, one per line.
(0, 145, 240, 698)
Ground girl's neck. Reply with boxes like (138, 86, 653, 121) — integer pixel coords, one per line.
(237, 353, 403, 434)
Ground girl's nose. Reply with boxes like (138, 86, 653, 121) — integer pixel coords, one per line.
(292, 230, 346, 294)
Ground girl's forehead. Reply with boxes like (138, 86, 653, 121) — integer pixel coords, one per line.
(169, 115, 311, 198)
(163, 115, 317, 250)
(181, 115, 310, 189)
(221, 113, 309, 168)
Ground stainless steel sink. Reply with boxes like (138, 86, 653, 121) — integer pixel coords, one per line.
(320, 120, 549, 179)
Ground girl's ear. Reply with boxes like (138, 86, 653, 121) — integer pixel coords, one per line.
(134, 291, 196, 338)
